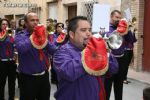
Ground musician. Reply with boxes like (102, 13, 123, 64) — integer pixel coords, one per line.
(46, 18, 55, 34)
(0, 19, 17, 100)
(64, 19, 69, 33)
(10, 19, 16, 30)
(50, 23, 65, 85)
(15, 12, 56, 100)
(10, 19, 16, 37)
(54, 23, 64, 39)
(104, 10, 134, 100)
(123, 29, 137, 84)
(53, 16, 105, 100)
(53, 19, 57, 27)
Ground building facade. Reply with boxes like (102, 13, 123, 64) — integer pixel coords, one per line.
(0, 0, 42, 24)
(121, 0, 150, 72)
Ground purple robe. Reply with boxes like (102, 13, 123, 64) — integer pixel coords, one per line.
(15, 29, 56, 75)
(124, 30, 137, 49)
(53, 41, 100, 100)
(0, 36, 14, 59)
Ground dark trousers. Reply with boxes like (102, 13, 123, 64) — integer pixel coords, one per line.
(0, 60, 17, 100)
(51, 67, 58, 84)
(19, 71, 50, 100)
(105, 55, 126, 100)
(50, 58, 58, 87)
(123, 50, 133, 80)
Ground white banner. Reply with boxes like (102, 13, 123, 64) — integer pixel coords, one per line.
(92, 4, 110, 32)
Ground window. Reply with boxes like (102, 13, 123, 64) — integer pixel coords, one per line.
(80, 0, 98, 24)
(48, 2, 58, 20)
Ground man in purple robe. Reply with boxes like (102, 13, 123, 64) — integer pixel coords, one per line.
(15, 12, 56, 100)
(53, 16, 102, 100)
(123, 30, 137, 84)
(104, 10, 136, 100)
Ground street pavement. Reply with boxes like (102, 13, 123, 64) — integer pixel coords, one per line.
(110, 78, 150, 100)
(4, 78, 150, 100)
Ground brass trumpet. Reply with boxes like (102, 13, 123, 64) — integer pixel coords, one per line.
(6, 28, 13, 36)
(93, 30, 123, 50)
(0, 28, 13, 41)
(106, 31, 123, 49)
(129, 17, 137, 34)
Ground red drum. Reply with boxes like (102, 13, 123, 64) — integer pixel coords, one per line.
(56, 32, 66, 44)
(82, 35, 108, 76)
(30, 25, 48, 49)
(117, 18, 128, 35)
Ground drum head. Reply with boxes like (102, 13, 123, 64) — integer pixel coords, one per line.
(82, 37, 108, 76)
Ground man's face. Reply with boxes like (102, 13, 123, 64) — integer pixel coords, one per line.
(46, 20, 53, 27)
(69, 20, 92, 50)
(111, 12, 122, 25)
(10, 20, 16, 28)
(53, 21, 57, 26)
(26, 13, 39, 31)
(1, 20, 8, 30)
(20, 20, 25, 26)
(65, 21, 69, 27)
(46, 21, 50, 27)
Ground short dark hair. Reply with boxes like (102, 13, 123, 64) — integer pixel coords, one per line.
(111, 10, 121, 16)
(0, 18, 10, 32)
(18, 18, 26, 29)
(47, 18, 54, 23)
(67, 16, 88, 34)
(53, 19, 57, 23)
(143, 87, 150, 100)
(18, 18, 24, 27)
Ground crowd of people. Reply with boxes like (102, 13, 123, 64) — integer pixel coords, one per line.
(0, 10, 149, 100)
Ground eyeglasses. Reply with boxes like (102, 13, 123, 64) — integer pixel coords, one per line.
(58, 26, 63, 28)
